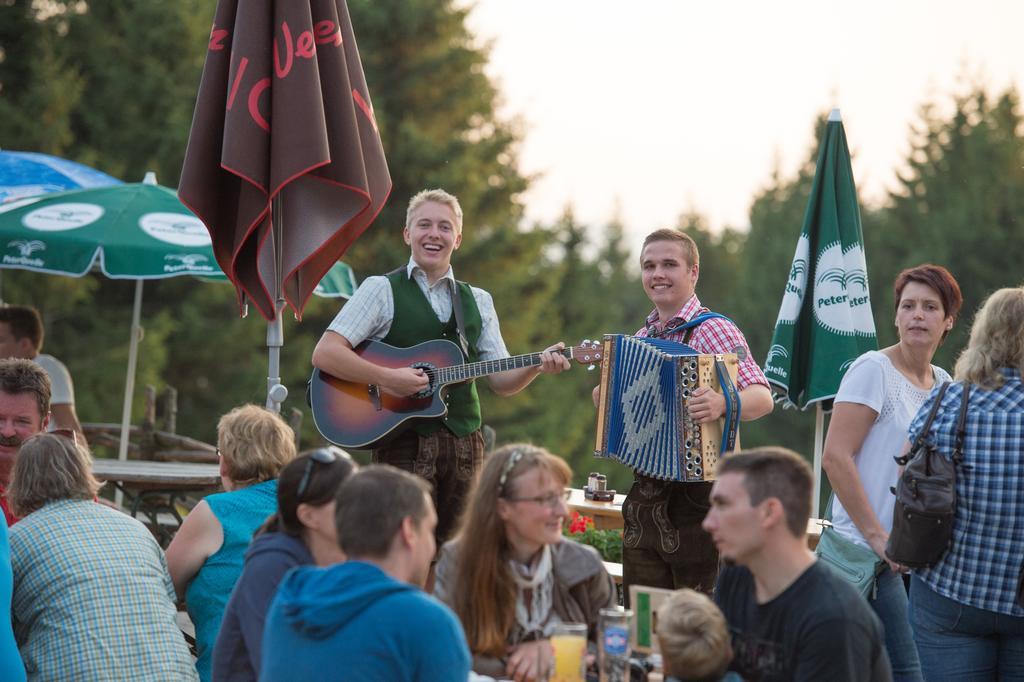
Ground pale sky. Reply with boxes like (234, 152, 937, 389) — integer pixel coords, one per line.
(466, 0, 1024, 245)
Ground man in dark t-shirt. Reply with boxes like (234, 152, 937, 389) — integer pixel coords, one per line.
(703, 447, 891, 682)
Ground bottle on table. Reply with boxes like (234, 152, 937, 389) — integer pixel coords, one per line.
(598, 607, 632, 682)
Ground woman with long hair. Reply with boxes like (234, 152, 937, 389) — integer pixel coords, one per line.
(822, 263, 962, 681)
(165, 405, 296, 682)
(8, 433, 196, 681)
(212, 446, 356, 681)
(435, 443, 616, 682)
(906, 286, 1024, 680)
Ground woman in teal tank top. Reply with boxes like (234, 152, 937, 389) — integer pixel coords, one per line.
(166, 405, 297, 682)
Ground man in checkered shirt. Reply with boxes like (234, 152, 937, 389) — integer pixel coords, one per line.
(313, 189, 570, 557)
(606, 228, 775, 601)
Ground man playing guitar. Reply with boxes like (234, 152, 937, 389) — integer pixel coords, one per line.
(312, 188, 570, 551)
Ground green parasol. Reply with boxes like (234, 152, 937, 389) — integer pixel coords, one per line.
(763, 109, 877, 515)
(0, 173, 222, 280)
(0, 173, 356, 469)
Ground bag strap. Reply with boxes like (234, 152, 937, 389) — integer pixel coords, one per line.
(823, 494, 835, 522)
(952, 382, 971, 464)
(896, 381, 950, 465)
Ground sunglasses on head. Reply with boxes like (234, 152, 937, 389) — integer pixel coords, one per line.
(52, 428, 81, 446)
(296, 448, 340, 501)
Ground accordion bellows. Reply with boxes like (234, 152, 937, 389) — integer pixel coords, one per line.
(594, 335, 741, 482)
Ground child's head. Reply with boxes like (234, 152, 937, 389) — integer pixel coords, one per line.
(656, 589, 732, 681)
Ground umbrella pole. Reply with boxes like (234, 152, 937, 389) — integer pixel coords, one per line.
(812, 403, 825, 519)
(266, 197, 287, 413)
(115, 279, 144, 507)
(266, 313, 285, 413)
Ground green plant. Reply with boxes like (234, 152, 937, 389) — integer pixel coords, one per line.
(564, 511, 623, 563)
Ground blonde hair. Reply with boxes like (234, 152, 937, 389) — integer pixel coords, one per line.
(9, 433, 102, 517)
(406, 188, 463, 234)
(217, 405, 296, 486)
(450, 443, 572, 656)
(954, 286, 1024, 390)
(656, 589, 732, 681)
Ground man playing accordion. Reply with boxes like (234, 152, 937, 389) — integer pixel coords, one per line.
(596, 228, 774, 600)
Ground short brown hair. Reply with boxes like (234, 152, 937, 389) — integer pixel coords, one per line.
(0, 305, 43, 352)
(335, 465, 432, 559)
(893, 264, 963, 341)
(641, 229, 700, 268)
(217, 405, 296, 485)
(8, 433, 101, 517)
(717, 447, 812, 537)
(657, 589, 732, 681)
(0, 358, 51, 421)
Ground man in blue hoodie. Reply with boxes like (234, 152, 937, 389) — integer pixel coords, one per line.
(260, 465, 471, 681)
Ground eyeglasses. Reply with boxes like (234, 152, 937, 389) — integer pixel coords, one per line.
(504, 489, 571, 510)
(296, 448, 340, 501)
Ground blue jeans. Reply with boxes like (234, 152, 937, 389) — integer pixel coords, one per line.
(910, 575, 1024, 681)
(869, 569, 923, 682)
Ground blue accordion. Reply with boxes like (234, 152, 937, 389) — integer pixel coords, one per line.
(594, 334, 741, 482)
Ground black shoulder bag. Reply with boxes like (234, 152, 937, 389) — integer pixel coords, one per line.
(886, 381, 970, 569)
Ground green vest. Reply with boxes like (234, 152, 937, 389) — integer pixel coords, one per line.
(383, 269, 483, 437)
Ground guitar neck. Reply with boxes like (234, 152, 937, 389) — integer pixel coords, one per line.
(436, 348, 573, 385)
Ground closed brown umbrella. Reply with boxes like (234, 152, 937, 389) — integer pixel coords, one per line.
(179, 0, 390, 411)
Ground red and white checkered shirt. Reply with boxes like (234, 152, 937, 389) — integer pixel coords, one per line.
(635, 295, 769, 392)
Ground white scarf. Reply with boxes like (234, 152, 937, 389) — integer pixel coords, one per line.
(510, 544, 557, 638)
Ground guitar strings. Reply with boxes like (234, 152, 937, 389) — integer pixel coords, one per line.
(418, 352, 547, 384)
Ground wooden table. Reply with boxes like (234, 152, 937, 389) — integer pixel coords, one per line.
(92, 459, 221, 487)
(567, 487, 824, 549)
(92, 459, 221, 545)
(567, 488, 627, 531)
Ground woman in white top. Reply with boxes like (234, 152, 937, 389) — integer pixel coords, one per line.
(822, 263, 962, 682)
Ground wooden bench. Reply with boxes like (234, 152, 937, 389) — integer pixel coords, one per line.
(604, 561, 623, 585)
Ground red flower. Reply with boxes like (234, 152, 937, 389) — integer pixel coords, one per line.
(565, 511, 595, 535)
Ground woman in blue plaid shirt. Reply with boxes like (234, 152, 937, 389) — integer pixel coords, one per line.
(907, 286, 1024, 681)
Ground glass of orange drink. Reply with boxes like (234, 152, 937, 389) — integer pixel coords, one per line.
(550, 622, 588, 681)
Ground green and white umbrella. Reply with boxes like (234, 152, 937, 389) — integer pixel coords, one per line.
(763, 109, 877, 515)
(0, 173, 356, 468)
(0, 174, 222, 280)
(313, 259, 357, 298)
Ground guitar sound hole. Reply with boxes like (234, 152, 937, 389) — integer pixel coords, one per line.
(410, 362, 437, 399)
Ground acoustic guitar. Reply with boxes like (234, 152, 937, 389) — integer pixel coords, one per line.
(309, 338, 602, 448)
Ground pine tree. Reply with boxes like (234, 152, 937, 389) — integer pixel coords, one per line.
(877, 85, 1024, 369)
(0, 2, 84, 154)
